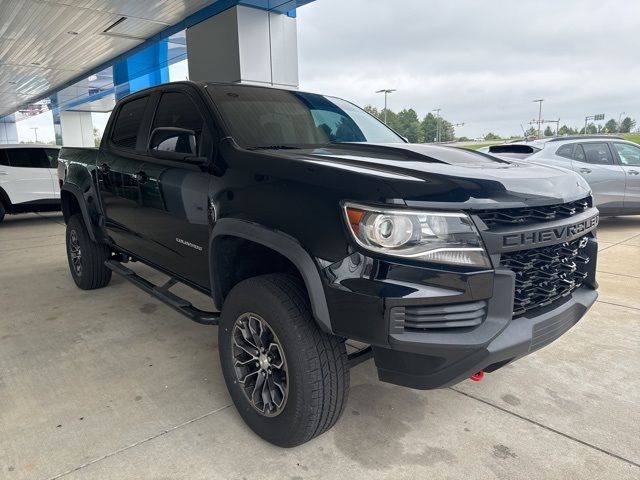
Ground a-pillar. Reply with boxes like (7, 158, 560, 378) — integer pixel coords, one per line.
(186, 5, 298, 88)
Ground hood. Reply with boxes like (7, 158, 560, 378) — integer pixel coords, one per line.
(227, 141, 592, 209)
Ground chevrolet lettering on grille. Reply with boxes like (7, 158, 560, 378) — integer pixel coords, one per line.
(502, 214, 599, 249)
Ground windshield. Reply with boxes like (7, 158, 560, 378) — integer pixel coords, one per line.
(207, 84, 404, 148)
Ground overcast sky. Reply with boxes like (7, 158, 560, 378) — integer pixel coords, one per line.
(297, 0, 639, 138)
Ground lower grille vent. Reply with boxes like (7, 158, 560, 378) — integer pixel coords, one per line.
(392, 301, 487, 332)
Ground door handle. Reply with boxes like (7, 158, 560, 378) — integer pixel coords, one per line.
(579, 168, 592, 174)
(133, 171, 148, 184)
(0, 171, 7, 175)
(629, 170, 640, 175)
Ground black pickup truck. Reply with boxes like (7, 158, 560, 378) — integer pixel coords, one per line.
(58, 81, 599, 447)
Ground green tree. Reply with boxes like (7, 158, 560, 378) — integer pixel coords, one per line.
(619, 117, 636, 134)
(524, 126, 537, 137)
(558, 125, 577, 136)
(579, 123, 598, 134)
(484, 132, 501, 141)
(439, 119, 456, 142)
(543, 126, 554, 137)
(604, 119, 618, 133)
(363, 105, 381, 118)
(393, 109, 422, 142)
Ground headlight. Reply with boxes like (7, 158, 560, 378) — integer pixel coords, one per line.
(342, 202, 491, 267)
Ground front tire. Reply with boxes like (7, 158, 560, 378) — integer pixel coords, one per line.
(0, 202, 5, 224)
(219, 274, 349, 447)
(66, 214, 112, 290)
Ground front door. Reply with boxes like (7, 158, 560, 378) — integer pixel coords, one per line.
(612, 142, 640, 213)
(131, 89, 213, 289)
(570, 142, 625, 214)
(97, 94, 154, 255)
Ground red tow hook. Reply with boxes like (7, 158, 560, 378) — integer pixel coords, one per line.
(469, 371, 485, 382)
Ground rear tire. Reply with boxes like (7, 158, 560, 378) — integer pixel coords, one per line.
(0, 202, 5, 224)
(219, 273, 349, 447)
(66, 214, 112, 290)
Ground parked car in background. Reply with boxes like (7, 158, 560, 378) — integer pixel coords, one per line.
(0, 145, 61, 224)
(480, 136, 640, 216)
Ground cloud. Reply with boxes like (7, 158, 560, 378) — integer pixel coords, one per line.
(297, 0, 639, 137)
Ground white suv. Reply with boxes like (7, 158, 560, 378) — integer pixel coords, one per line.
(0, 145, 61, 224)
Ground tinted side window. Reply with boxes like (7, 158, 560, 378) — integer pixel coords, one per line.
(576, 143, 613, 165)
(151, 92, 207, 156)
(112, 96, 150, 149)
(6, 148, 51, 168)
(45, 149, 59, 168)
(556, 144, 574, 159)
(0, 150, 8, 166)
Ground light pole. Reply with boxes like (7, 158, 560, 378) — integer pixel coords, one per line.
(30, 127, 38, 143)
(375, 89, 396, 124)
(432, 108, 441, 142)
(618, 112, 625, 132)
(533, 99, 544, 138)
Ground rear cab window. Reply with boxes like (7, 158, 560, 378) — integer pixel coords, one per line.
(111, 96, 150, 150)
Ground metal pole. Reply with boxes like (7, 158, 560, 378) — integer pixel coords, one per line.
(376, 89, 396, 125)
(384, 92, 388, 124)
(584, 117, 588, 135)
(533, 99, 544, 138)
(432, 108, 441, 142)
(618, 112, 625, 132)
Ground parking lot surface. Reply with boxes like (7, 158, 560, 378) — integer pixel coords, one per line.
(0, 213, 638, 480)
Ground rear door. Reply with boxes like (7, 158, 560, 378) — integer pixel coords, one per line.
(569, 142, 626, 213)
(1, 147, 57, 205)
(97, 93, 155, 255)
(612, 142, 640, 213)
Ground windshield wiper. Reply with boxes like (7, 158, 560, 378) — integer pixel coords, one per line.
(246, 145, 301, 150)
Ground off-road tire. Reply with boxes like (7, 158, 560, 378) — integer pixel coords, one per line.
(219, 273, 349, 447)
(66, 214, 112, 290)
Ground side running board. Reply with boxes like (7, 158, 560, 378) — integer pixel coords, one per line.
(105, 260, 220, 325)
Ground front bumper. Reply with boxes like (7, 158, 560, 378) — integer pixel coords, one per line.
(374, 280, 597, 390)
(321, 234, 599, 390)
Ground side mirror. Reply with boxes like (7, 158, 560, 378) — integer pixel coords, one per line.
(148, 127, 205, 164)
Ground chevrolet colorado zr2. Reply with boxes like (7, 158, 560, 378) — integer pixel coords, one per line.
(57, 81, 599, 447)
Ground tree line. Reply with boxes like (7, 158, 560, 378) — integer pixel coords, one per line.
(364, 105, 637, 142)
(364, 106, 457, 143)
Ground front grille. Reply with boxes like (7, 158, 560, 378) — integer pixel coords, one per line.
(500, 236, 590, 317)
(476, 198, 591, 229)
(391, 301, 487, 332)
